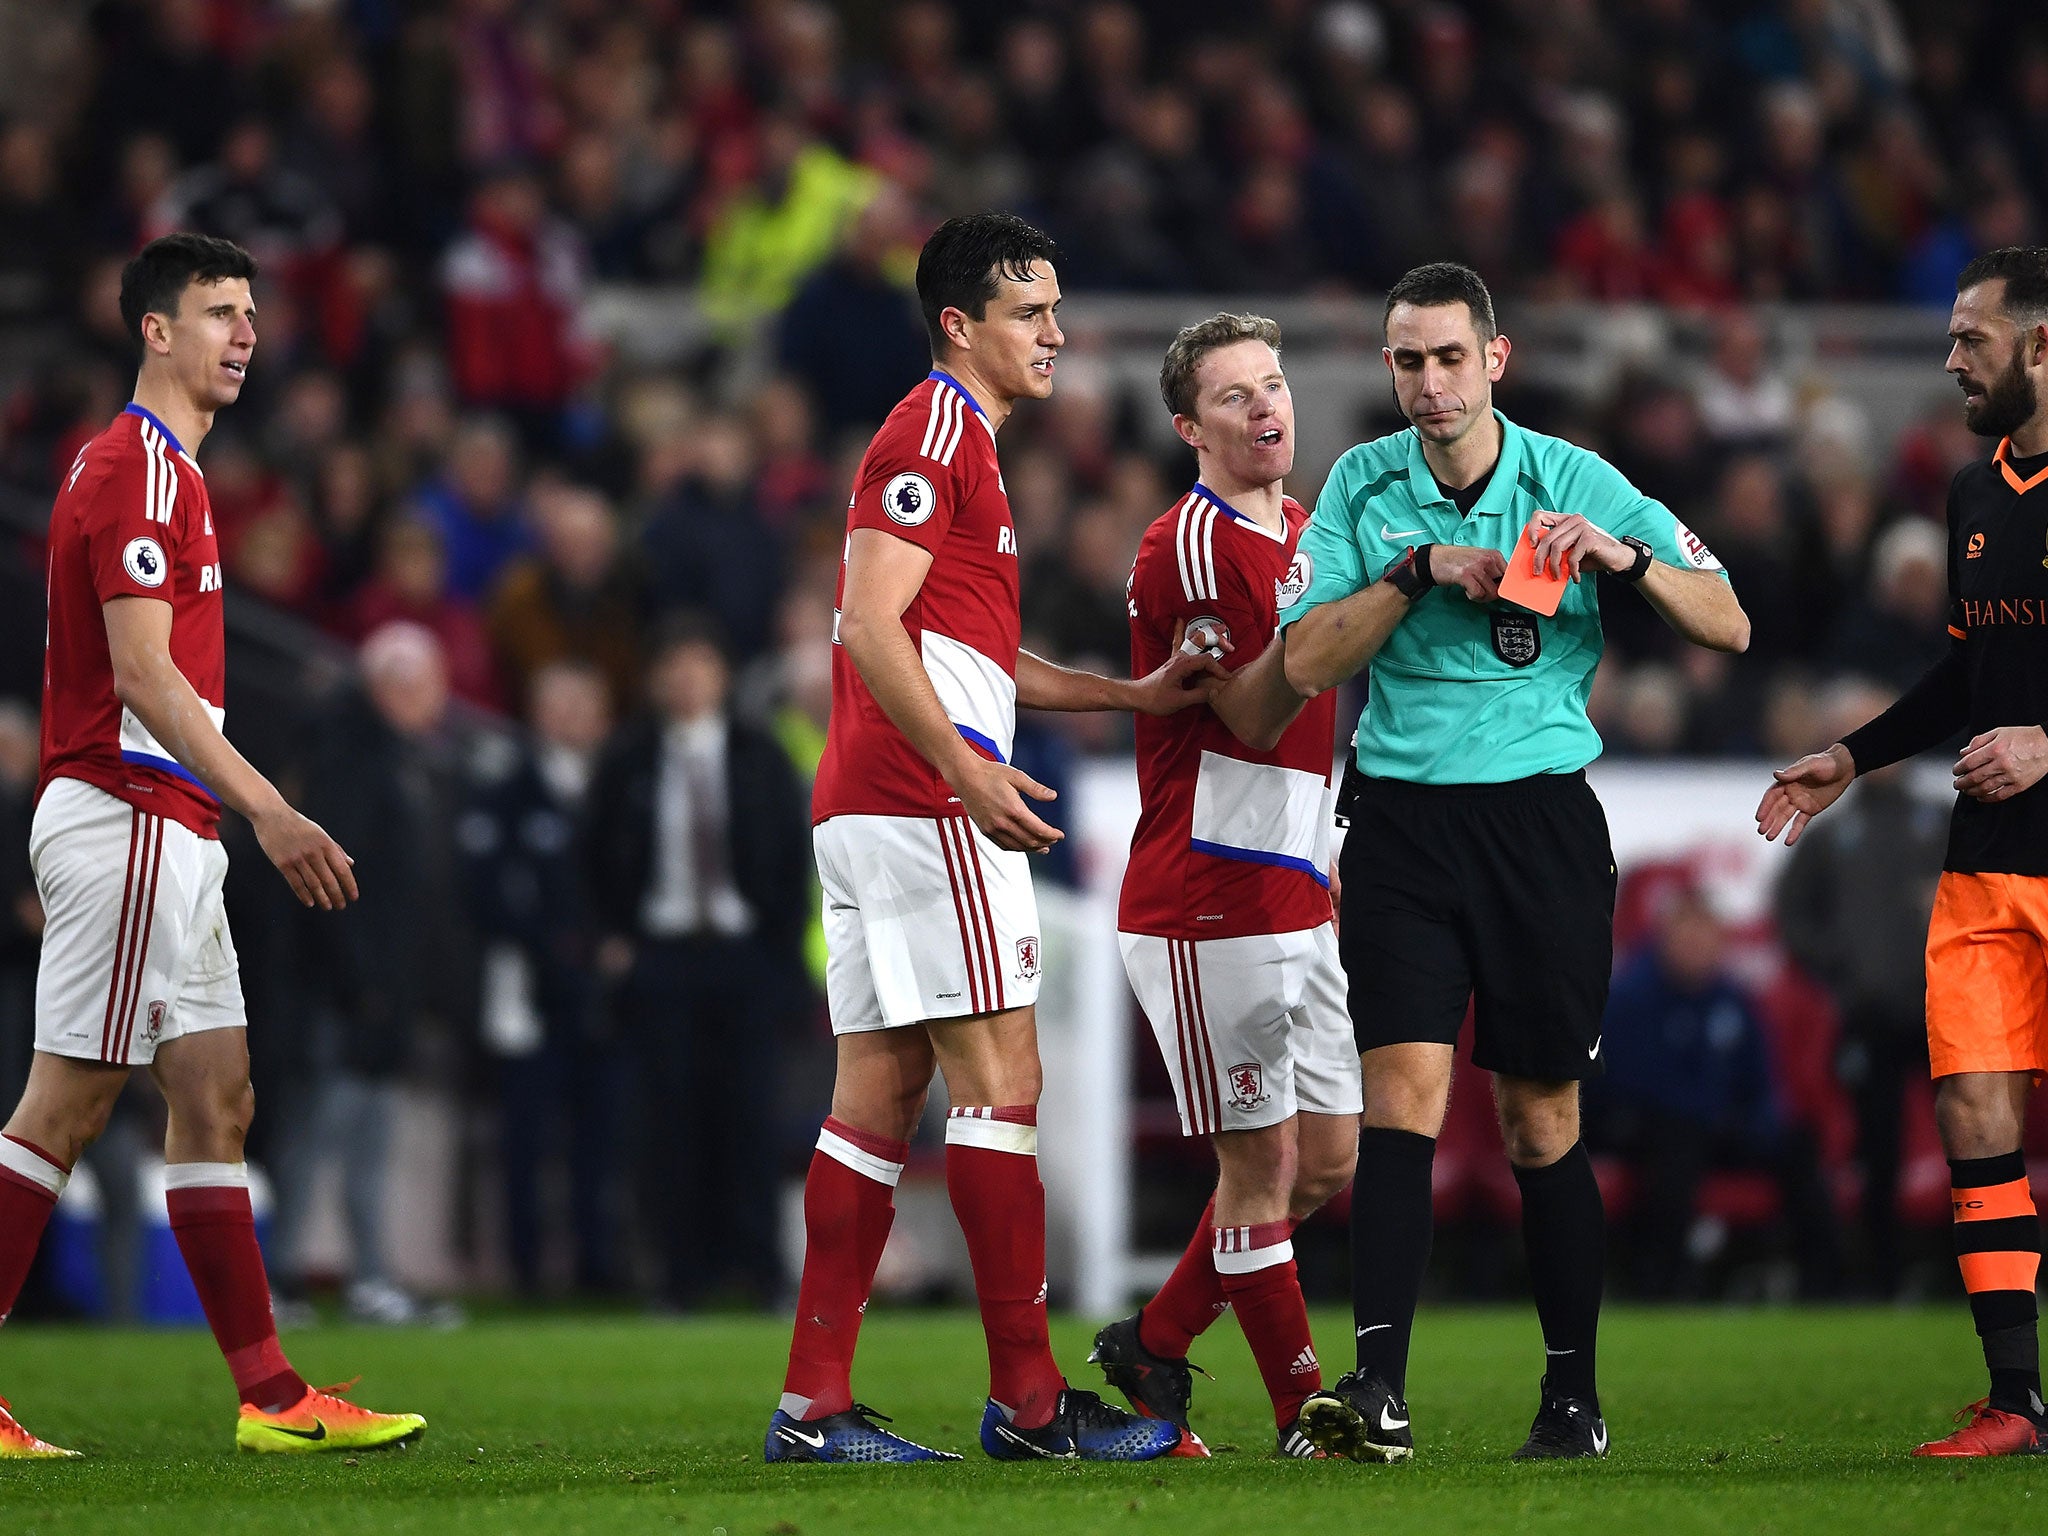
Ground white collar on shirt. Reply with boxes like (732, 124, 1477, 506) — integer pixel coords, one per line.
(661, 715, 726, 758)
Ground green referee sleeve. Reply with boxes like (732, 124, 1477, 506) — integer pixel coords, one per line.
(1563, 452, 1730, 580)
(1279, 456, 1370, 628)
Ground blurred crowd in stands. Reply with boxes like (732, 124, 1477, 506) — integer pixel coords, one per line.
(0, 0, 2040, 1312)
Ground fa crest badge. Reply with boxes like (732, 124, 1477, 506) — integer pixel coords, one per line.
(1490, 610, 1541, 667)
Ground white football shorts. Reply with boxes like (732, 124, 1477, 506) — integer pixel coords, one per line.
(1119, 924, 1361, 1135)
(814, 812, 1042, 1033)
(31, 776, 245, 1066)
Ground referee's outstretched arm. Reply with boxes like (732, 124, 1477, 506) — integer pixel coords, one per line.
(1634, 557, 1750, 650)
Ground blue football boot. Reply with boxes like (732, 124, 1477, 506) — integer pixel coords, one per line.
(764, 1403, 962, 1463)
(979, 1386, 1183, 1461)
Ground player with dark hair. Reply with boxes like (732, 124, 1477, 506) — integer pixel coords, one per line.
(1275, 261, 1750, 1461)
(1089, 313, 1357, 1459)
(765, 213, 1222, 1464)
(0, 233, 423, 1457)
(1762, 245, 2048, 1458)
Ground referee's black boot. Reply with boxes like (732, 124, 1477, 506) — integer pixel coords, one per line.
(1512, 1377, 1608, 1460)
(1297, 1369, 1414, 1462)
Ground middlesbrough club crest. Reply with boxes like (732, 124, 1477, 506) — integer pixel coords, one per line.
(143, 1000, 166, 1044)
(1226, 1061, 1269, 1111)
(1016, 935, 1040, 980)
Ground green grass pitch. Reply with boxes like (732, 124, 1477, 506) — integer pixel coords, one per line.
(0, 1307, 2041, 1534)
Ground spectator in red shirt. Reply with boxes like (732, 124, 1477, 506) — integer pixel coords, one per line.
(1555, 192, 1663, 301)
(441, 163, 594, 451)
(340, 516, 503, 711)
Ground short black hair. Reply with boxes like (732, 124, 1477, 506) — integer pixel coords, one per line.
(915, 212, 1061, 354)
(1384, 261, 1498, 342)
(648, 608, 730, 666)
(1957, 246, 2048, 329)
(119, 233, 258, 348)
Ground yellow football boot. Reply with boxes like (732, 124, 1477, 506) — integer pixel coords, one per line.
(0, 1395, 79, 1458)
(236, 1381, 426, 1454)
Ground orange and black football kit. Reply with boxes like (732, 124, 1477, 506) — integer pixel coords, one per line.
(1840, 438, 2048, 1442)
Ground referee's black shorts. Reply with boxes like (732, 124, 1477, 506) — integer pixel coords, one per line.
(1336, 768, 1616, 1082)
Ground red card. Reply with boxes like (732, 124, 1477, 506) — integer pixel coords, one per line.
(1497, 513, 1568, 617)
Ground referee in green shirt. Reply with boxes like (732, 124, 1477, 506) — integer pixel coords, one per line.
(1265, 264, 1750, 1462)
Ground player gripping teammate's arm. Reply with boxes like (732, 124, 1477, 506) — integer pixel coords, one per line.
(1184, 621, 1302, 753)
(1014, 643, 1228, 714)
(103, 595, 358, 909)
(838, 526, 1060, 850)
(839, 527, 1228, 854)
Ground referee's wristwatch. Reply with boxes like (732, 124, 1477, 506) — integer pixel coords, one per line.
(1383, 543, 1436, 599)
(1612, 535, 1654, 584)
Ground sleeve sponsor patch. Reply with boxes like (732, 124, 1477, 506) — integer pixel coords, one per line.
(881, 471, 938, 527)
(1674, 520, 1724, 572)
(1275, 550, 1314, 610)
(122, 536, 168, 588)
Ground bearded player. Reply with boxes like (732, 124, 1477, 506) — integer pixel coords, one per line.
(0, 234, 423, 1457)
(1088, 314, 1359, 1459)
(1762, 246, 2048, 1457)
(765, 213, 1223, 1464)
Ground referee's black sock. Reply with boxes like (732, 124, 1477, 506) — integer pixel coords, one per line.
(1351, 1127, 1437, 1397)
(1514, 1140, 1603, 1405)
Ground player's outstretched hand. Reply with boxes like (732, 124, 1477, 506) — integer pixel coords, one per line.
(953, 757, 1064, 853)
(1134, 644, 1232, 714)
(1756, 744, 1854, 846)
(1427, 545, 1507, 602)
(253, 804, 359, 909)
(1530, 513, 1629, 580)
(1954, 725, 2048, 803)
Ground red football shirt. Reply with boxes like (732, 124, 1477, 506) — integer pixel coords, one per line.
(1119, 485, 1338, 940)
(813, 371, 1022, 823)
(39, 405, 227, 837)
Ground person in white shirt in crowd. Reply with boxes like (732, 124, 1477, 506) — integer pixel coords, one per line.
(583, 613, 814, 1310)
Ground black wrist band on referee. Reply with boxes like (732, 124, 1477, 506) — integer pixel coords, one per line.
(1384, 544, 1436, 600)
(1613, 535, 1654, 584)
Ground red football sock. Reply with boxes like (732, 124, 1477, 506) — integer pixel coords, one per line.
(946, 1106, 1064, 1429)
(1139, 1194, 1227, 1359)
(1217, 1220, 1320, 1427)
(164, 1164, 306, 1411)
(0, 1135, 66, 1323)
(781, 1117, 908, 1420)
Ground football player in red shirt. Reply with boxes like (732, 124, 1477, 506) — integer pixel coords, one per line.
(0, 234, 422, 1457)
(769, 213, 1222, 1464)
(1089, 315, 1360, 1458)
